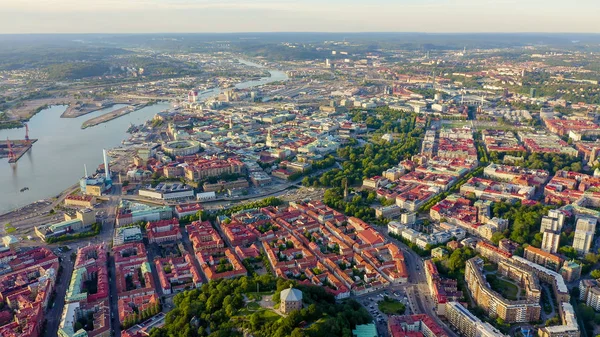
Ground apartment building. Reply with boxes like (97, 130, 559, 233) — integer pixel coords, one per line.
(465, 258, 541, 323)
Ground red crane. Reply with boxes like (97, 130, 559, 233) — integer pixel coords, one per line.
(25, 123, 30, 143)
(6, 137, 16, 162)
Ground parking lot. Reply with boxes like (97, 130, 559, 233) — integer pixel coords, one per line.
(356, 288, 412, 336)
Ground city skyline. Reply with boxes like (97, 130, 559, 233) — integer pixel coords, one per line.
(1, 0, 600, 34)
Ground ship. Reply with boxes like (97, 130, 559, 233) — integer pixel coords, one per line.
(20, 187, 29, 192)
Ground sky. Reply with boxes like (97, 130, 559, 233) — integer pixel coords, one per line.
(1, 0, 599, 34)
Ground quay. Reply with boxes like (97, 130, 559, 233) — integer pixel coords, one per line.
(81, 105, 141, 129)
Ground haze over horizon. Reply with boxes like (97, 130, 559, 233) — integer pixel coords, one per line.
(1, 0, 599, 34)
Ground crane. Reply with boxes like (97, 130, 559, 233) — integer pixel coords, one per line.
(6, 137, 16, 162)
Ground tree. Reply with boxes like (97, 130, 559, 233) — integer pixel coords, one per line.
(590, 269, 600, 279)
(585, 253, 600, 264)
(559, 246, 578, 259)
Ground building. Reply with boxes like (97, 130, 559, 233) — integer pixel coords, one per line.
(280, 285, 303, 314)
(465, 258, 541, 323)
(475, 241, 512, 264)
(352, 324, 378, 337)
(121, 313, 166, 337)
(146, 218, 182, 244)
(187, 220, 224, 252)
(63, 208, 96, 228)
(573, 217, 596, 254)
(560, 260, 582, 283)
(541, 230, 560, 254)
(196, 248, 247, 281)
(65, 244, 109, 304)
(155, 253, 202, 295)
(115, 201, 173, 227)
(424, 260, 462, 315)
(139, 183, 194, 200)
(375, 205, 402, 219)
(202, 179, 249, 193)
(174, 203, 203, 219)
(460, 177, 535, 201)
(113, 226, 143, 246)
(524, 246, 563, 272)
(0, 247, 58, 337)
(431, 247, 448, 259)
(196, 192, 216, 202)
(79, 150, 113, 197)
(387, 314, 448, 337)
(162, 140, 201, 157)
(537, 302, 580, 337)
(580, 279, 600, 311)
(58, 301, 110, 337)
(1, 235, 18, 250)
(445, 302, 507, 337)
(509, 256, 570, 304)
(184, 157, 244, 181)
(483, 163, 549, 188)
(64, 195, 96, 208)
(35, 219, 85, 242)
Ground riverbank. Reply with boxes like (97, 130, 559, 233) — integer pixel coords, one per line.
(0, 121, 24, 130)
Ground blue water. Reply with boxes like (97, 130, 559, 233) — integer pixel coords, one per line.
(0, 103, 171, 213)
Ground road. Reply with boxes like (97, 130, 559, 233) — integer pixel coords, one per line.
(371, 225, 460, 337)
(44, 252, 75, 337)
(108, 254, 122, 337)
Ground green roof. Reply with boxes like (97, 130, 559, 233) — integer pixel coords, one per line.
(65, 268, 87, 303)
(352, 324, 378, 337)
(141, 261, 152, 274)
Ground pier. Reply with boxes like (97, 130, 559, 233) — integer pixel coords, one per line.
(0, 139, 38, 163)
(81, 105, 141, 129)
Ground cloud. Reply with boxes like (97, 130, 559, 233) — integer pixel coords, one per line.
(3, 0, 314, 12)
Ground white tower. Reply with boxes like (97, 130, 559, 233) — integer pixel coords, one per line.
(103, 149, 112, 185)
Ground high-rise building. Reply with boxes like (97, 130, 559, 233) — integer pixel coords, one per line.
(540, 210, 564, 233)
(573, 217, 596, 255)
(580, 279, 600, 311)
(541, 230, 560, 254)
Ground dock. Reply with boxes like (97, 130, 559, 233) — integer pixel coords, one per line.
(0, 139, 38, 163)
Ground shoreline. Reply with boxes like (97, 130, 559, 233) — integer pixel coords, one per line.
(0, 62, 287, 219)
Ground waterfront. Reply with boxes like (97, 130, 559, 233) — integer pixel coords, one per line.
(0, 103, 169, 214)
(0, 67, 287, 215)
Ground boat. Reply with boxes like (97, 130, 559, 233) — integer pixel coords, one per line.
(20, 187, 29, 192)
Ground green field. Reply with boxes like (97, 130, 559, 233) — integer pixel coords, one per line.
(378, 298, 406, 315)
(4, 224, 16, 234)
(487, 274, 520, 300)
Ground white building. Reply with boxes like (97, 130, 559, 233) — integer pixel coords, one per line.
(573, 217, 596, 255)
(541, 230, 560, 254)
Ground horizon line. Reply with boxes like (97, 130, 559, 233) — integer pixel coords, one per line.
(1, 31, 600, 36)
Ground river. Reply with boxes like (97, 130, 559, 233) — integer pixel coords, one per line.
(0, 66, 287, 214)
